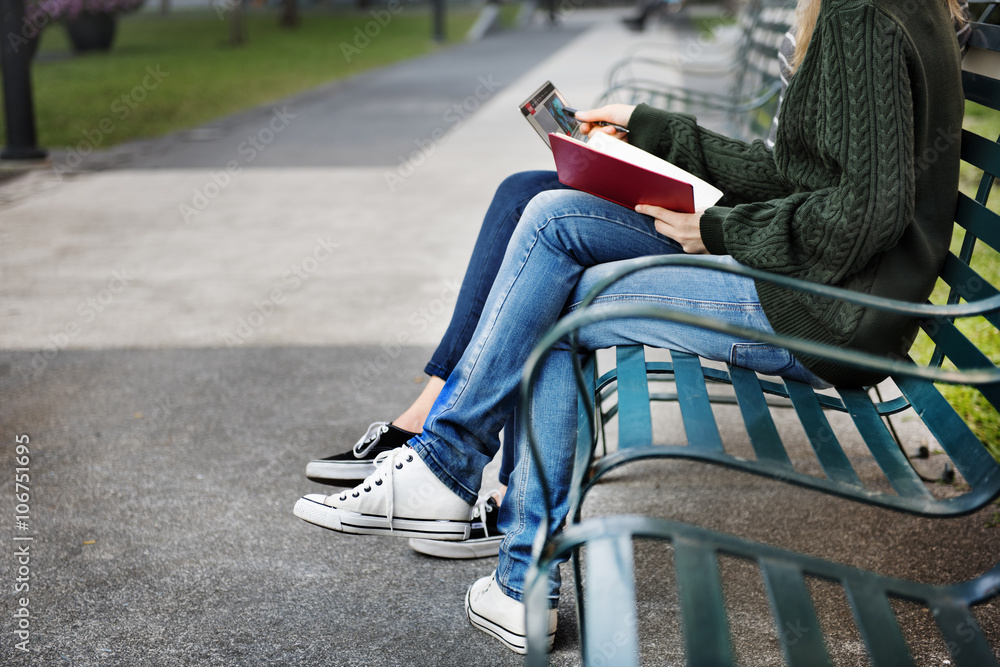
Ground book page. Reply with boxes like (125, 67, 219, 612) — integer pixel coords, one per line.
(586, 132, 723, 209)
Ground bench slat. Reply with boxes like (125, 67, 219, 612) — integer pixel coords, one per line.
(954, 193, 1000, 254)
(729, 365, 794, 466)
(583, 534, 639, 666)
(939, 253, 1000, 331)
(923, 318, 1000, 413)
(760, 559, 833, 667)
(672, 351, 725, 451)
(674, 539, 735, 664)
(844, 579, 915, 667)
(960, 128, 1000, 180)
(838, 388, 933, 500)
(927, 312, 1000, 375)
(894, 374, 1000, 489)
(963, 70, 1000, 111)
(615, 345, 653, 450)
(967, 19, 1000, 50)
(785, 381, 864, 486)
(931, 600, 999, 667)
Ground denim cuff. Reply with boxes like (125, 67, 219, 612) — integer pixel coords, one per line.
(495, 569, 560, 609)
(422, 361, 450, 382)
(410, 436, 479, 505)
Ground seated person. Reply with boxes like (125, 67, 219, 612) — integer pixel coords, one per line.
(296, 0, 967, 654)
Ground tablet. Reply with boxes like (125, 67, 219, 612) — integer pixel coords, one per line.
(518, 81, 587, 147)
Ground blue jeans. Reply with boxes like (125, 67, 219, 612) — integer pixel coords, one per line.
(411, 188, 823, 606)
(424, 171, 570, 486)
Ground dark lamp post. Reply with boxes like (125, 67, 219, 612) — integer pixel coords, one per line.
(0, 0, 47, 160)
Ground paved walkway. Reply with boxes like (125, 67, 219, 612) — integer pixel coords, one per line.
(1, 7, 998, 666)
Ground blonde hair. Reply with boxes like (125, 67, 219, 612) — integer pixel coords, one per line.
(791, 0, 967, 71)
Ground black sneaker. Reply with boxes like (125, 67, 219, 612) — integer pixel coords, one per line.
(305, 422, 418, 486)
(409, 493, 504, 559)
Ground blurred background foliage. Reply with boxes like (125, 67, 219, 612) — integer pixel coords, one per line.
(2, 5, 480, 149)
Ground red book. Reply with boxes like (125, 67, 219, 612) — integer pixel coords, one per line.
(549, 132, 722, 213)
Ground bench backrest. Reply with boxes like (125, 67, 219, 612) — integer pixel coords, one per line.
(911, 5, 1000, 456)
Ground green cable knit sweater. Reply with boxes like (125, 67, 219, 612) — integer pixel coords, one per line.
(627, 0, 964, 386)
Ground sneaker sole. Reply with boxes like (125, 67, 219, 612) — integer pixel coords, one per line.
(465, 587, 554, 654)
(409, 535, 503, 559)
(294, 496, 471, 541)
(305, 460, 377, 485)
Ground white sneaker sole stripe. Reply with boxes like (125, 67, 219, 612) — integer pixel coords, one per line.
(466, 604, 527, 653)
(294, 496, 471, 540)
(464, 587, 556, 655)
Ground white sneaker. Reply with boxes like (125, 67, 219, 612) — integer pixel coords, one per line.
(293, 446, 473, 541)
(465, 571, 557, 655)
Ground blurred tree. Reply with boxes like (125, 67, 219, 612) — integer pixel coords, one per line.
(279, 0, 298, 27)
(228, 0, 246, 44)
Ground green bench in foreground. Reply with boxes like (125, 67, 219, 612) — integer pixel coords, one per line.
(521, 7, 1000, 666)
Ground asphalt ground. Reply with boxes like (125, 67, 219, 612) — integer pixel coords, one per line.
(1, 6, 999, 666)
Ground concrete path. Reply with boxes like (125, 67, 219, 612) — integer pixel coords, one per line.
(1, 7, 998, 666)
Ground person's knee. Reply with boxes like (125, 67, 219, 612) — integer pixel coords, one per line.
(483, 172, 553, 238)
(520, 189, 591, 239)
(495, 171, 554, 200)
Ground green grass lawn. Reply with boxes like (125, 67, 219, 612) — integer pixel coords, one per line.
(908, 100, 1000, 461)
(9, 7, 478, 149)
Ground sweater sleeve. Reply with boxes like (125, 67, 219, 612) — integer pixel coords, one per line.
(701, 6, 916, 280)
(627, 104, 794, 209)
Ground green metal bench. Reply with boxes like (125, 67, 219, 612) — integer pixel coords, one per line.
(521, 7, 1000, 665)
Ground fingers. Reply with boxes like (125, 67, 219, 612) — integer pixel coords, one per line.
(635, 205, 709, 255)
(574, 104, 635, 128)
(635, 204, 670, 220)
(580, 124, 627, 140)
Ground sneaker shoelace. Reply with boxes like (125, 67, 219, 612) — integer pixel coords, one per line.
(341, 446, 475, 534)
(352, 421, 390, 458)
(361, 446, 415, 531)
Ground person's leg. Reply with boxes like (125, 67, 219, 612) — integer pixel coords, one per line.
(304, 190, 684, 651)
(410, 190, 686, 507)
(407, 192, 815, 650)
(307, 171, 567, 486)
(401, 169, 568, 432)
(496, 255, 826, 608)
(298, 190, 683, 535)
(295, 189, 817, 651)
(423, 170, 568, 382)
(391, 376, 445, 434)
